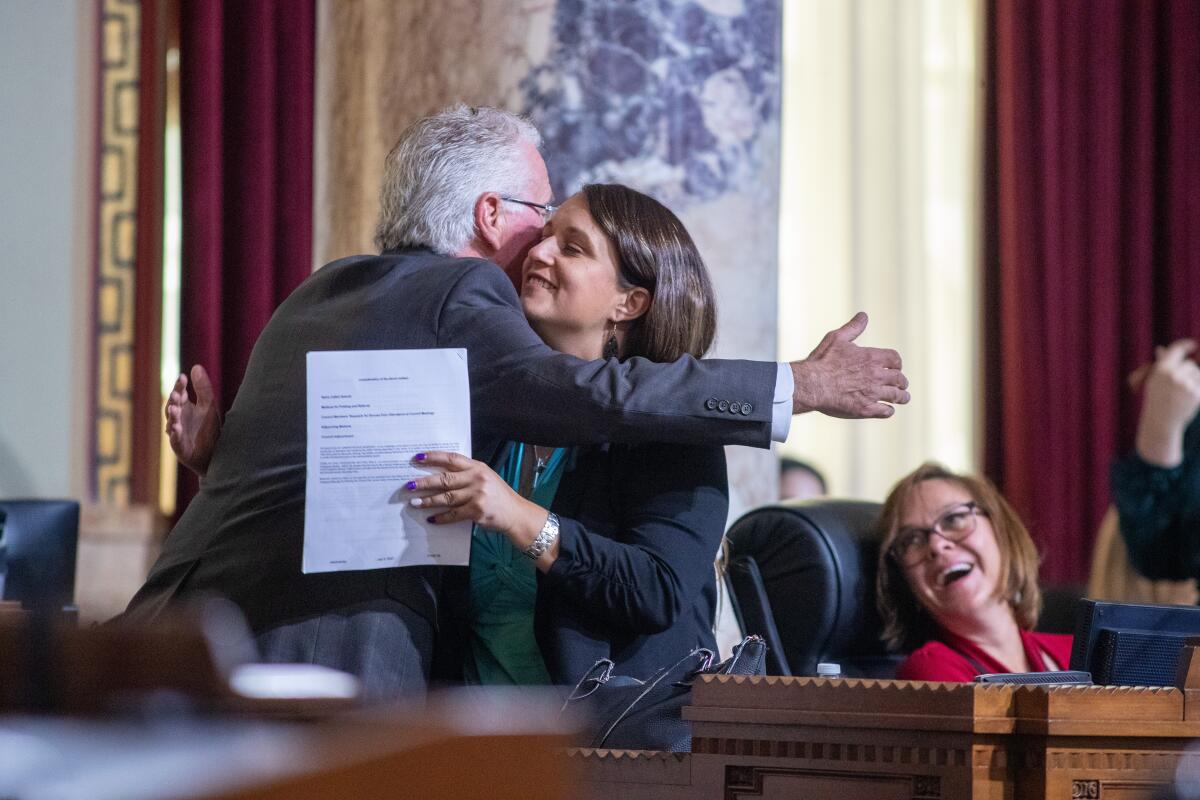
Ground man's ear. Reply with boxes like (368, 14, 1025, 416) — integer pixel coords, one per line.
(473, 193, 505, 254)
(612, 287, 651, 323)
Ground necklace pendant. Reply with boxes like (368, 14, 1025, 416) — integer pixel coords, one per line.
(533, 457, 547, 488)
(531, 448, 552, 490)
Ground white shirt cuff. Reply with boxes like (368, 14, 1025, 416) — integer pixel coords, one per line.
(771, 362, 793, 442)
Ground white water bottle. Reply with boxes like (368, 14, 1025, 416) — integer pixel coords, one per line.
(816, 662, 842, 679)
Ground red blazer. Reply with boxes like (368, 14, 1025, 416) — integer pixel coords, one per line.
(896, 629, 1074, 682)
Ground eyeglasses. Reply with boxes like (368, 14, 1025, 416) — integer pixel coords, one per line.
(889, 502, 984, 567)
(501, 196, 557, 224)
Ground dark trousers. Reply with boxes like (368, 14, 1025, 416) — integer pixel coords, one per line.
(254, 598, 434, 704)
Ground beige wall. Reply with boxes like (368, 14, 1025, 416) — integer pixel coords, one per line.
(0, 1, 94, 502)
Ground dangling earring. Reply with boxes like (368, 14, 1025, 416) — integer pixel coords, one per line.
(603, 321, 619, 360)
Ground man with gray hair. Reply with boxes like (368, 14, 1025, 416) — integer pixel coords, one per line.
(125, 105, 908, 701)
(373, 105, 547, 273)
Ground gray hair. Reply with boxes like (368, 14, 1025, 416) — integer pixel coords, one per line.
(373, 105, 543, 255)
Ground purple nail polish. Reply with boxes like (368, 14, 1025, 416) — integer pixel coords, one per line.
(415, 452, 427, 461)
(426, 515, 437, 524)
(405, 481, 417, 491)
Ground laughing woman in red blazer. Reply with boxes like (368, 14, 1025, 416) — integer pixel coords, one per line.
(875, 463, 1072, 682)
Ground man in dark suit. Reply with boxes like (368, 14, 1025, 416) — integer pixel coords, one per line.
(124, 105, 909, 701)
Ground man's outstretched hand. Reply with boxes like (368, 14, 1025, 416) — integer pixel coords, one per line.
(166, 364, 222, 478)
(790, 312, 910, 419)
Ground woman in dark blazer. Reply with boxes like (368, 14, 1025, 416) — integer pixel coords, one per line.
(532, 440, 725, 683)
(410, 183, 727, 686)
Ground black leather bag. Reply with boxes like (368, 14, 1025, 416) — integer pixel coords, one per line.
(563, 635, 766, 752)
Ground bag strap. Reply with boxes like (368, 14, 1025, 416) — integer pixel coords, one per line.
(962, 652, 988, 677)
(672, 647, 719, 688)
(595, 649, 712, 748)
(725, 635, 764, 671)
(703, 634, 766, 679)
(563, 658, 617, 710)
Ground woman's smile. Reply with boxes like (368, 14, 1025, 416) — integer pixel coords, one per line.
(901, 479, 1003, 620)
(937, 561, 975, 587)
(518, 194, 632, 360)
(525, 274, 557, 292)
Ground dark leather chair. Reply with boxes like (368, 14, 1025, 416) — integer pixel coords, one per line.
(0, 499, 80, 609)
(725, 498, 904, 678)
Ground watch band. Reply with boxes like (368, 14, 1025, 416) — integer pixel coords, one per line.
(523, 512, 560, 560)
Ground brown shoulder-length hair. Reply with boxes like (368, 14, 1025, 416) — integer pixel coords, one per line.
(875, 462, 1043, 652)
(581, 184, 716, 362)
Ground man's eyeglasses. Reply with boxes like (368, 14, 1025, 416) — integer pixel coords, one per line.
(889, 502, 984, 567)
(501, 196, 557, 224)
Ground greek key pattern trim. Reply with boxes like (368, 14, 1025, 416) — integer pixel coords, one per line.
(94, 0, 140, 503)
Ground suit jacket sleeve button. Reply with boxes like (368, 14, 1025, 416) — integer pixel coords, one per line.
(705, 397, 718, 411)
(717, 399, 730, 412)
(740, 402, 753, 415)
(728, 402, 742, 414)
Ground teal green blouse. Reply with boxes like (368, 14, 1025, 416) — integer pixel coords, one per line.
(463, 442, 567, 685)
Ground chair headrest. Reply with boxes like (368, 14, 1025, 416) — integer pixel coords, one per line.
(726, 498, 898, 676)
(0, 499, 80, 607)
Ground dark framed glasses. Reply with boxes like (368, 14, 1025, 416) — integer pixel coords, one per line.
(889, 502, 984, 567)
(500, 196, 557, 224)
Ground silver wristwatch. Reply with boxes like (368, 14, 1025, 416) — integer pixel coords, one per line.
(523, 512, 560, 559)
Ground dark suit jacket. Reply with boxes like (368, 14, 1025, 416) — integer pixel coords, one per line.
(433, 441, 726, 686)
(123, 249, 769, 689)
(535, 442, 726, 684)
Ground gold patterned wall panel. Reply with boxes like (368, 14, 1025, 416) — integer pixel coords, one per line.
(313, 0, 553, 265)
(94, 0, 140, 504)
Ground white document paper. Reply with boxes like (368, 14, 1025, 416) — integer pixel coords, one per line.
(303, 348, 472, 573)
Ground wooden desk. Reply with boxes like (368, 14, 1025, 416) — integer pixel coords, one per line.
(569, 676, 1200, 799)
(0, 614, 579, 798)
(2, 697, 577, 800)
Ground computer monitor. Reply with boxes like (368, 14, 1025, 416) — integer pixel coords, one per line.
(1069, 598, 1200, 686)
(0, 499, 79, 609)
(974, 670, 1093, 685)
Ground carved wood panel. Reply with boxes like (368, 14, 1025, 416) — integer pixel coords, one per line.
(724, 765, 945, 800)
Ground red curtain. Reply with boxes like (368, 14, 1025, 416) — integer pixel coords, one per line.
(176, 0, 315, 512)
(984, 0, 1200, 585)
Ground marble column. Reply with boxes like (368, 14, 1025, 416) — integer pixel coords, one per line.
(315, 0, 782, 518)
